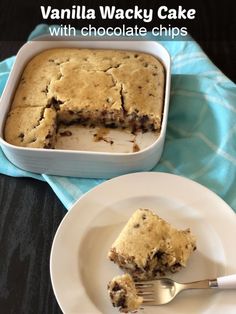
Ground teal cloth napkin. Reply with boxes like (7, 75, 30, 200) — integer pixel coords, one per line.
(1, 24, 236, 211)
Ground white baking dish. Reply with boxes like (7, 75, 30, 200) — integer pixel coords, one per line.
(0, 38, 171, 178)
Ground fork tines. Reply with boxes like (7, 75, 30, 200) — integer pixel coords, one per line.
(135, 282, 155, 303)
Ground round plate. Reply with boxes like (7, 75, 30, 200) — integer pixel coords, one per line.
(50, 172, 236, 314)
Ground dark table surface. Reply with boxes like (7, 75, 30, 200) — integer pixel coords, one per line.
(0, 175, 66, 313)
(0, 1, 236, 313)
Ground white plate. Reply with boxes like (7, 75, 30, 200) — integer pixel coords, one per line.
(50, 172, 236, 314)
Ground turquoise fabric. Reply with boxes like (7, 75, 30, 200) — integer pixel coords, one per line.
(1, 24, 236, 211)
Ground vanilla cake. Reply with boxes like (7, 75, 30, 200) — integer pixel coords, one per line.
(108, 209, 196, 280)
(4, 48, 165, 148)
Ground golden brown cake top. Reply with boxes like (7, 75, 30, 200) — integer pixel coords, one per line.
(11, 48, 165, 118)
(5, 48, 165, 148)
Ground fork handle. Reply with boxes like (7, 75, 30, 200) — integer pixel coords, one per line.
(213, 274, 236, 289)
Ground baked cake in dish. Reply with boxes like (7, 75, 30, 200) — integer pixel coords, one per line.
(108, 209, 196, 280)
(4, 48, 165, 148)
(108, 273, 143, 313)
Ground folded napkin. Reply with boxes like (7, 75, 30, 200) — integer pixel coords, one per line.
(1, 24, 236, 211)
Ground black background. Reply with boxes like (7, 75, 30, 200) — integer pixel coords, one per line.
(0, 0, 236, 81)
(0, 0, 235, 41)
(0, 1, 236, 313)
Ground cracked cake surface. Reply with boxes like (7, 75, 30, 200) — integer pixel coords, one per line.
(108, 273, 143, 313)
(108, 209, 196, 280)
(4, 48, 165, 148)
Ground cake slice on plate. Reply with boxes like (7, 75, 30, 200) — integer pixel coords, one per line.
(108, 208, 196, 280)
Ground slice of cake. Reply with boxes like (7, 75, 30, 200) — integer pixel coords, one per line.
(108, 274, 143, 313)
(108, 209, 196, 280)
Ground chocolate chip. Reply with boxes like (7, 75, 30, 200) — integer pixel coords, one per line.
(44, 143, 52, 149)
(173, 262, 181, 268)
(45, 133, 52, 139)
(139, 115, 149, 124)
(144, 264, 150, 271)
(105, 122, 117, 128)
(59, 130, 72, 137)
(49, 97, 64, 110)
(117, 295, 126, 308)
(150, 123, 155, 131)
(112, 282, 121, 292)
(133, 144, 140, 152)
(134, 223, 140, 228)
(155, 251, 164, 259)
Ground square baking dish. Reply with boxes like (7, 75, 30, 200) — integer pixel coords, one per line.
(0, 38, 171, 178)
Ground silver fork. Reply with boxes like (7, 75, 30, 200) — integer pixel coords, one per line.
(135, 274, 236, 305)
